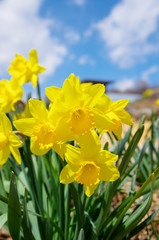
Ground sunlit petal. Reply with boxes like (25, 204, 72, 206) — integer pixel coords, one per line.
(9, 133, 23, 147)
(14, 118, 35, 136)
(84, 184, 98, 197)
(60, 164, 76, 184)
(29, 99, 48, 121)
(100, 164, 120, 182)
(10, 146, 21, 164)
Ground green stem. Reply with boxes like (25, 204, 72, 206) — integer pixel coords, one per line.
(37, 79, 41, 100)
(65, 184, 71, 240)
(59, 159, 65, 240)
(23, 139, 45, 239)
(70, 184, 83, 232)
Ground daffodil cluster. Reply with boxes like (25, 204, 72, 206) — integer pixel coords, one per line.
(0, 49, 46, 167)
(13, 71, 133, 196)
(0, 49, 46, 114)
(0, 49, 133, 196)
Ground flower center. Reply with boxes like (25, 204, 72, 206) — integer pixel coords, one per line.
(75, 162, 100, 186)
(68, 107, 94, 135)
(32, 122, 55, 150)
(0, 132, 8, 150)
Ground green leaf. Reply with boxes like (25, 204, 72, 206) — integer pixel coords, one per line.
(8, 172, 21, 240)
(128, 208, 159, 238)
(65, 184, 71, 240)
(117, 126, 132, 159)
(105, 168, 158, 240)
(139, 114, 146, 126)
(45, 198, 52, 240)
(77, 228, 85, 240)
(0, 213, 7, 228)
(151, 222, 159, 239)
(84, 211, 97, 239)
(0, 172, 8, 213)
(111, 193, 153, 239)
(70, 183, 83, 231)
(119, 125, 144, 177)
(22, 188, 35, 240)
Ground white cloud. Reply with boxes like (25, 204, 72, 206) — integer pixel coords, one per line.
(78, 55, 95, 65)
(64, 28, 80, 44)
(0, 0, 67, 78)
(113, 78, 137, 92)
(71, 0, 86, 6)
(93, 0, 159, 68)
(141, 66, 159, 81)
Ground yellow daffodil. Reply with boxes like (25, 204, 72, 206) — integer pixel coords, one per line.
(95, 94, 133, 139)
(0, 112, 22, 167)
(142, 89, 153, 98)
(156, 99, 159, 105)
(60, 131, 120, 197)
(46, 74, 114, 137)
(0, 78, 23, 113)
(13, 99, 68, 156)
(8, 49, 46, 88)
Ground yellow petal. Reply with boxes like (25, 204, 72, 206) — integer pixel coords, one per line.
(0, 112, 12, 134)
(14, 118, 35, 136)
(31, 74, 38, 89)
(29, 49, 38, 65)
(60, 164, 76, 184)
(10, 146, 21, 164)
(156, 99, 159, 105)
(8, 54, 27, 76)
(95, 94, 112, 112)
(113, 126, 122, 140)
(30, 137, 50, 156)
(100, 164, 120, 182)
(55, 119, 75, 142)
(84, 184, 98, 197)
(93, 108, 115, 130)
(62, 74, 83, 108)
(84, 84, 105, 107)
(29, 99, 48, 121)
(45, 86, 62, 102)
(97, 150, 118, 164)
(9, 133, 23, 147)
(65, 145, 82, 167)
(115, 109, 133, 125)
(77, 131, 101, 158)
(53, 143, 66, 160)
(36, 65, 46, 74)
(0, 146, 10, 166)
(112, 99, 129, 111)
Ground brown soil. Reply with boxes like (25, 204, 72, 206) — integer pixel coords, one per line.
(0, 228, 12, 240)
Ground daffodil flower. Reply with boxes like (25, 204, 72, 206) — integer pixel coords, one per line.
(95, 94, 133, 139)
(46, 74, 114, 137)
(8, 49, 46, 88)
(0, 112, 22, 167)
(142, 89, 153, 98)
(0, 78, 23, 113)
(60, 131, 120, 197)
(156, 99, 159, 105)
(14, 99, 68, 156)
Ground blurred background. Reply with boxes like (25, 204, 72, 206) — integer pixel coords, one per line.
(0, 0, 159, 105)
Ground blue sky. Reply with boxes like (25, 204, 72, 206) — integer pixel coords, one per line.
(0, 0, 159, 96)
